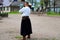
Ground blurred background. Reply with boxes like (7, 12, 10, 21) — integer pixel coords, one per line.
(0, 0, 60, 15)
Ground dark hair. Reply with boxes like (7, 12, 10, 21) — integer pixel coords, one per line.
(25, 2, 29, 5)
(28, 5, 32, 9)
(25, 2, 32, 9)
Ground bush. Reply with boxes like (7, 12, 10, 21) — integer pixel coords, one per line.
(47, 11, 60, 16)
(47, 11, 56, 15)
(0, 13, 8, 17)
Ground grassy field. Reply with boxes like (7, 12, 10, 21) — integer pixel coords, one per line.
(8, 11, 60, 17)
(47, 11, 60, 16)
(9, 11, 19, 14)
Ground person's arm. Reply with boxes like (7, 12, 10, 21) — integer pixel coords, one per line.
(19, 7, 25, 13)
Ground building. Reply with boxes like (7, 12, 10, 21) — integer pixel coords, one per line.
(44, 0, 60, 12)
(1, 0, 60, 12)
(0, 0, 41, 12)
(43, 0, 60, 12)
(0, 0, 21, 12)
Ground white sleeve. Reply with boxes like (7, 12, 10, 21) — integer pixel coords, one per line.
(19, 7, 25, 13)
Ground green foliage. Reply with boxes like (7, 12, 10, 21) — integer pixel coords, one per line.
(47, 11, 56, 15)
(0, 12, 8, 17)
(40, 0, 45, 6)
(47, 11, 60, 16)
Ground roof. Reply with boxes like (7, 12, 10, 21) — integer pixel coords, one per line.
(0, 0, 11, 7)
(0, 0, 21, 7)
(0, 0, 3, 4)
(10, 1, 20, 6)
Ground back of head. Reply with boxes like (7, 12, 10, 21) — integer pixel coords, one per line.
(24, 2, 32, 9)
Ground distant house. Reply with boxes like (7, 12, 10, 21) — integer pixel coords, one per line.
(54, 0, 60, 12)
(0, 0, 21, 12)
(10, 1, 21, 12)
(46, 0, 60, 12)
(0, 0, 41, 12)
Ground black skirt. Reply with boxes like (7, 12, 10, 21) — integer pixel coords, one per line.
(21, 16, 32, 36)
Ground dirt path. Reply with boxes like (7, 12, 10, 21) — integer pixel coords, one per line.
(0, 14, 60, 40)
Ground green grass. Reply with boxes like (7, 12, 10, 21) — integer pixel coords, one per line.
(9, 11, 19, 14)
(47, 11, 60, 16)
(47, 14, 60, 16)
(15, 36, 22, 39)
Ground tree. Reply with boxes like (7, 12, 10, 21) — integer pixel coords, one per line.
(40, 0, 50, 12)
(44, 0, 51, 12)
(44, 0, 49, 10)
(40, 0, 44, 12)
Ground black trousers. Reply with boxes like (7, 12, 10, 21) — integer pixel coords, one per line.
(21, 16, 32, 36)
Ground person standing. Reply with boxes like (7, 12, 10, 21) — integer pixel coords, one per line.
(19, 2, 32, 40)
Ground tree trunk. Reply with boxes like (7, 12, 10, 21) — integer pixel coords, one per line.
(54, 0, 55, 12)
(48, 0, 50, 12)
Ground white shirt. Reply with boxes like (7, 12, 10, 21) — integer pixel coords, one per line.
(19, 6, 31, 16)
